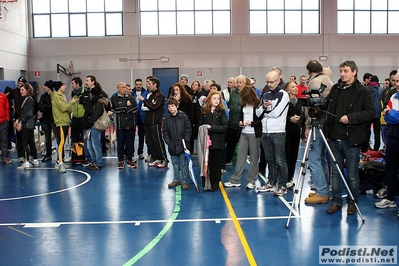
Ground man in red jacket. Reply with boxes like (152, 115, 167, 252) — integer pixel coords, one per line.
(0, 91, 12, 164)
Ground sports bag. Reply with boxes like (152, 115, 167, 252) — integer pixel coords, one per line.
(94, 107, 111, 131)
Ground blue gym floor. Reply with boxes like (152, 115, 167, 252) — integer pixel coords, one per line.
(0, 141, 398, 266)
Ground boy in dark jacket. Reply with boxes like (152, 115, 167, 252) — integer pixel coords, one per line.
(162, 98, 192, 190)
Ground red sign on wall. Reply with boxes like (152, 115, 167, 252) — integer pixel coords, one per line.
(34, 71, 40, 78)
(196, 71, 202, 77)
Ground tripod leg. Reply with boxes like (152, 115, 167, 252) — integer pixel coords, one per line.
(317, 129, 365, 222)
(286, 128, 313, 228)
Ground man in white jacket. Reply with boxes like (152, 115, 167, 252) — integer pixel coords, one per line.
(256, 70, 290, 196)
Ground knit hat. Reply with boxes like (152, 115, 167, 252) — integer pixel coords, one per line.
(53, 81, 64, 92)
(44, 80, 54, 90)
(90, 87, 102, 96)
(18, 76, 27, 83)
(4, 86, 13, 94)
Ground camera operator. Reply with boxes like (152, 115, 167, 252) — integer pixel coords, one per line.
(303, 60, 333, 204)
(323, 60, 375, 215)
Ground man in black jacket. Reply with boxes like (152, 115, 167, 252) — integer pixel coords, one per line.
(137, 76, 168, 168)
(323, 60, 375, 215)
(111, 82, 137, 169)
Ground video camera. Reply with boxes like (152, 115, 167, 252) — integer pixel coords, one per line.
(303, 83, 327, 108)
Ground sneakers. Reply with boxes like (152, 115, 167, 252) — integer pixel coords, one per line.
(17, 161, 31, 170)
(305, 195, 329, 204)
(127, 160, 137, 169)
(376, 186, 387, 199)
(31, 159, 40, 167)
(145, 155, 152, 162)
(148, 159, 161, 167)
(326, 203, 342, 214)
(182, 183, 189, 190)
(2, 158, 12, 164)
(168, 181, 181, 188)
(118, 161, 124, 169)
(139, 154, 145, 160)
(41, 156, 52, 162)
(87, 164, 100, 170)
(82, 161, 92, 167)
(18, 157, 24, 163)
(225, 161, 233, 166)
(221, 169, 226, 174)
(224, 181, 241, 188)
(58, 162, 66, 173)
(64, 157, 72, 163)
(286, 180, 295, 189)
(257, 183, 276, 192)
(157, 160, 168, 168)
(274, 186, 287, 196)
(246, 183, 255, 190)
(375, 199, 397, 209)
(131, 157, 138, 163)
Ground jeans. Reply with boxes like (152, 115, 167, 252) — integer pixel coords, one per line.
(87, 127, 103, 166)
(328, 139, 360, 205)
(171, 153, 189, 184)
(0, 120, 9, 159)
(308, 126, 330, 196)
(83, 128, 91, 161)
(261, 132, 288, 186)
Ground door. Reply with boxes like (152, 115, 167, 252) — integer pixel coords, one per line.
(153, 68, 179, 117)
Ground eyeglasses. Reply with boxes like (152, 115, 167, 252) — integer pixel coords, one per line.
(266, 79, 278, 84)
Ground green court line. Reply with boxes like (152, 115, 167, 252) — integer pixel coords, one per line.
(123, 186, 182, 265)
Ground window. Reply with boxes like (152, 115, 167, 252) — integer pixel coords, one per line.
(139, 0, 231, 35)
(337, 0, 399, 34)
(249, 0, 319, 34)
(32, 0, 123, 38)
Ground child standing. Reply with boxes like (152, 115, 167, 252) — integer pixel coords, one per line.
(162, 98, 192, 190)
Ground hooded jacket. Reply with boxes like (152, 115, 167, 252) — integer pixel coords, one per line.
(84, 95, 109, 129)
(162, 110, 192, 155)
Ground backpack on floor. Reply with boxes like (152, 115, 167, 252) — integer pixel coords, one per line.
(359, 161, 386, 194)
(71, 142, 85, 165)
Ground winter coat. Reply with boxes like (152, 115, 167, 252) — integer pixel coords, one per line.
(198, 108, 228, 150)
(38, 92, 54, 123)
(71, 87, 86, 119)
(111, 93, 137, 130)
(162, 111, 192, 155)
(0, 93, 10, 124)
(228, 89, 242, 129)
(84, 96, 109, 129)
(324, 79, 375, 147)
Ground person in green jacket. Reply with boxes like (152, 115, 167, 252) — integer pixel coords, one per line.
(51, 81, 77, 173)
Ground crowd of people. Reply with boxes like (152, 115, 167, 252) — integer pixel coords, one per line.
(1, 59, 398, 217)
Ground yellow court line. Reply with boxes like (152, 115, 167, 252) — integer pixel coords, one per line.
(219, 182, 257, 266)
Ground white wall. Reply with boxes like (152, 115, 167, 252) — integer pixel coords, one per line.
(2, 0, 399, 95)
(0, 0, 28, 81)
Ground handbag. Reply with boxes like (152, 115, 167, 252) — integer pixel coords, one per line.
(93, 107, 111, 131)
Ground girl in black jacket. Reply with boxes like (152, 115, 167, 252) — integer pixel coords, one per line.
(199, 91, 228, 191)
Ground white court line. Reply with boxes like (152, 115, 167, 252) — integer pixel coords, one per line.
(0, 168, 91, 201)
(0, 215, 300, 228)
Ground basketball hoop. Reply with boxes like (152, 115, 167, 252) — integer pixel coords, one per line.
(0, 0, 18, 21)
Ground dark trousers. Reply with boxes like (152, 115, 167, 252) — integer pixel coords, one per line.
(41, 121, 56, 157)
(190, 119, 199, 153)
(208, 149, 222, 190)
(55, 126, 68, 162)
(362, 118, 382, 151)
(7, 118, 14, 150)
(225, 127, 240, 163)
(134, 119, 145, 155)
(21, 127, 37, 160)
(385, 136, 399, 201)
(0, 120, 9, 158)
(116, 129, 134, 161)
(145, 123, 167, 162)
(285, 130, 301, 180)
(71, 117, 84, 143)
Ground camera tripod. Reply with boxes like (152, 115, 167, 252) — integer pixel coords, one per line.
(285, 116, 365, 228)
